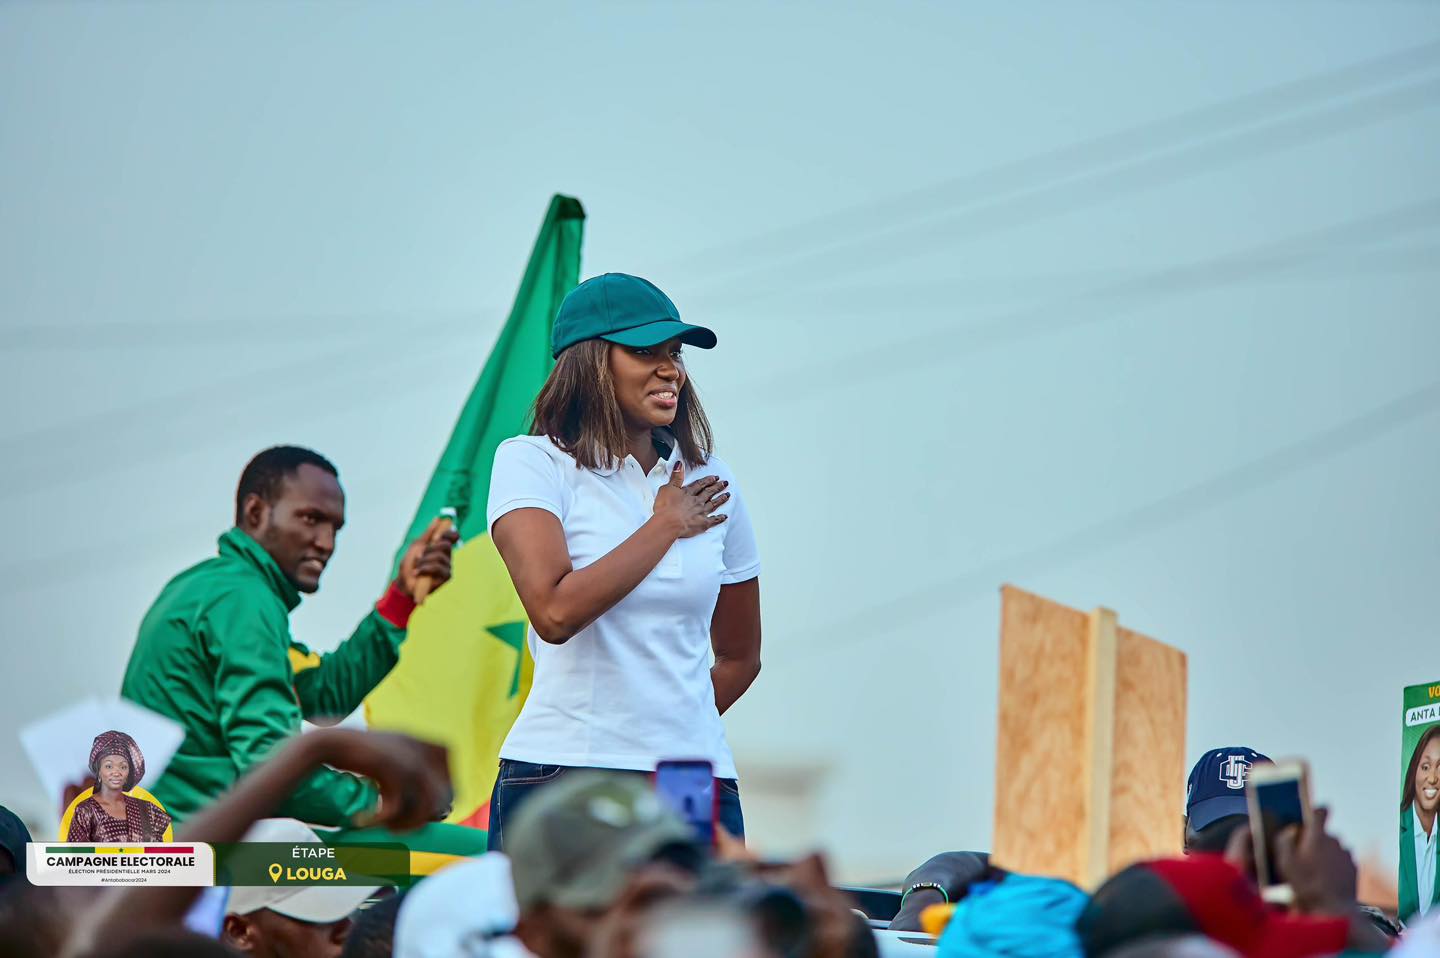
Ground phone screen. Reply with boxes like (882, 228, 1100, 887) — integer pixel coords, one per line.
(183, 886, 231, 937)
(655, 760, 715, 845)
(1253, 777, 1305, 886)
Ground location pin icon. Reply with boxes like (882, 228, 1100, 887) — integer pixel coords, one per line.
(268, 863, 283, 883)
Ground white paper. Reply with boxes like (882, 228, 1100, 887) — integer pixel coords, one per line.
(18, 696, 185, 813)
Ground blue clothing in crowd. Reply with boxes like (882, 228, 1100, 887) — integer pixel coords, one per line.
(937, 874, 1090, 958)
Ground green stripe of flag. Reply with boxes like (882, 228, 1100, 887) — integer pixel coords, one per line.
(388, 193, 585, 565)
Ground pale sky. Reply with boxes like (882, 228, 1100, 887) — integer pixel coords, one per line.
(3, 0, 1438, 882)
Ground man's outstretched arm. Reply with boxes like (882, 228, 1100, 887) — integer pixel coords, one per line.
(291, 522, 459, 720)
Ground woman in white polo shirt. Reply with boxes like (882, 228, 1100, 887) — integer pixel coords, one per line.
(484, 273, 762, 851)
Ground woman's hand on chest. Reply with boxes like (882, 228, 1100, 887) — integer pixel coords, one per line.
(652, 462, 729, 539)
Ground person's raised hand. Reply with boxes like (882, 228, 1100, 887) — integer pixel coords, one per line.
(1274, 807, 1357, 917)
(652, 463, 729, 539)
(312, 729, 453, 832)
(398, 518, 462, 600)
(714, 824, 758, 867)
(1223, 822, 1257, 883)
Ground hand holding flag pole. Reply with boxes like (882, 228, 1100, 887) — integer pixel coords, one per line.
(402, 508, 460, 604)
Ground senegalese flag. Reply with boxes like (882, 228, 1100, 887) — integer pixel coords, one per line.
(364, 195, 585, 837)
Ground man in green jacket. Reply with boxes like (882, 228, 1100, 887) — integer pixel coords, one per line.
(121, 446, 466, 843)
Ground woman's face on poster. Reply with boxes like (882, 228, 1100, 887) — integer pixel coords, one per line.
(1416, 738, 1440, 815)
(99, 754, 130, 792)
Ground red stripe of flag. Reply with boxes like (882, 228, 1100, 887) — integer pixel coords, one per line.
(146, 847, 193, 854)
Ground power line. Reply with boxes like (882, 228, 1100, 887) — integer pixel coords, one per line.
(12, 43, 1435, 364)
(801, 375, 1440, 657)
(5, 232, 1434, 584)
(763, 241, 1440, 311)
(659, 38, 1440, 283)
(0, 309, 487, 351)
(10, 237, 1431, 363)
(738, 197, 1440, 399)
(6, 202, 1434, 503)
(6, 40, 1437, 579)
(0, 319, 492, 499)
(693, 75, 1440, 303)
(0, 468, 414, 596)
(660, 36, 1440, 281)
(10, 39, 1436, 357)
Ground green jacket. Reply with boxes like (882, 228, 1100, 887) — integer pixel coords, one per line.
(1399, 804, 1440, 919)
(121, 528, 411, 826)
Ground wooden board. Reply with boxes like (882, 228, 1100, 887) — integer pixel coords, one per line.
(1108, 625, 1187, 874)
(992, 585, 1187, 888)
(992, 585, 1095, 885)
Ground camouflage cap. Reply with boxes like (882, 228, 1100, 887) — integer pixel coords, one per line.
(506, 771, 697, 912)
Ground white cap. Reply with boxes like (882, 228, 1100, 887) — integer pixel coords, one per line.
(394, 853, 529, 958)
(226, 819, 378, 924)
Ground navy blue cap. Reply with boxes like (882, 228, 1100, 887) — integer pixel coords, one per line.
(1185, 746, 1271, 830)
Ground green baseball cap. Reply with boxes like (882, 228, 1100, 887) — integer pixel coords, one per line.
(551, 273, 717, 358)
(505, 771, 697, 912)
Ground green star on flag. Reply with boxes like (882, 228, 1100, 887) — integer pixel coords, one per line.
(485, 621, 527, 697)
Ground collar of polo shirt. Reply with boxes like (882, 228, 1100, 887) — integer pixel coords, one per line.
(592, 428, 680, 476)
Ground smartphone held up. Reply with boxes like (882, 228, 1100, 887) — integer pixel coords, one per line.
(655, 758, 717, 846)
(1246, 758, 1313, 903)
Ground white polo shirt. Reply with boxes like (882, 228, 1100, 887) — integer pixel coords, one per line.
(486, 433, 760, 779)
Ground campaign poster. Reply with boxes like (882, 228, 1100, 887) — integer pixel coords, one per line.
(1400, 680, 1440, 920)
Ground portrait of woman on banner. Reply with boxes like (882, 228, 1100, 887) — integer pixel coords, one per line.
(63, 730, 173, 844)
(1400, 722, 1440, 920)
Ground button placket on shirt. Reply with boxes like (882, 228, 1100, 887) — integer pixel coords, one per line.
(621, 458, 652, 513)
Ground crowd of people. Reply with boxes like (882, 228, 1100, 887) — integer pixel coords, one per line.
(0, 735, 1432, 956)
(1, 274, 1430, 955)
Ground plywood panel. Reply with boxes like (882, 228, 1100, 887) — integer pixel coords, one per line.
(1108, 626, 1187, 872)
(992, 586, 1188, 888)
(992, 585, 1093, 883)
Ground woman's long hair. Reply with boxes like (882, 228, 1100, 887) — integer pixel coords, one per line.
(1402, 724, 1440, 812)
(530, 339, 713, 469)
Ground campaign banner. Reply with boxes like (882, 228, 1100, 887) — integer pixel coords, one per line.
(213, 842, 407, 887)
(28, 842, 214, 886)
(26, 840, 407, 888)
(1400, 680, 1440, 920)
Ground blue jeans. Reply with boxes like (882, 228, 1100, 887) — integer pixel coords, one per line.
(486, 760, 745, 852)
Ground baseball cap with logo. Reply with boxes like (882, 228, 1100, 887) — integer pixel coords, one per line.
(1077, 855, 1347, 958)
(505, 771, 699, 912)
(550, 273, 717, 358)
(225, 819, 378, 923)
(1186, 746, 1271, 830)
